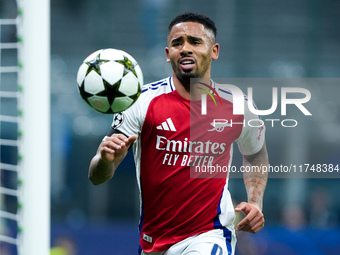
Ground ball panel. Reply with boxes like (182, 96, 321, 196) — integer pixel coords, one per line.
(111, 96, 134, 113)
(121, 51, 138, 66)
(77, 63, 89, 86)
(84, 70, 105, 94)
(88, 95, 111, 113)
(100, 49, 124, 61)
(118, 72, 139, 96)
(100, 61, 124, 85)
(84, 49, 102, 62)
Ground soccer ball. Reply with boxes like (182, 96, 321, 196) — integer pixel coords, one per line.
(76, 48, 143, 114)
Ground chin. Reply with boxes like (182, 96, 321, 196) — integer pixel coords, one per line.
(175, 73, 196, 92)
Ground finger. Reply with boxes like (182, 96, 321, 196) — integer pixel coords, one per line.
(239, 217, 264, 233)
(235, 202, 248, 212)
(100, 147, 116, 163)
(102, 133, 127, 142)
(102, 135, 126, 149)
(101, 146, 115, 154)
(237, 216, 253, 231)
(108, 134, 137, 150)
(106, 134, 137, 146)
(106, 134, 128, 143)
(251, 219, 265, 233)
(102, 140, 122, 151)
(236, 209, 261, 230)
(101, 134, 137, 156)
(237, 211, 264, 232)
(236, 205, 252, 218)
(125, 135, 138, 147)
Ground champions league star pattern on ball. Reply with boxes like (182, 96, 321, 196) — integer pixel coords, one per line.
(77, 48, 143, 114)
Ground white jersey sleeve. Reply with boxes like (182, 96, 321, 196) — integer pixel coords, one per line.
(236, 99, 265, 156)
(110, 77, 174, 138)
(111, 98, 143, 138)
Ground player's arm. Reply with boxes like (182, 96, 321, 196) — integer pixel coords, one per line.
(88, 133, 137, 185)
(235, 140, 268, 233)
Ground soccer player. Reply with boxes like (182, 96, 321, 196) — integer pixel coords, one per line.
(89, 12, 268, 255)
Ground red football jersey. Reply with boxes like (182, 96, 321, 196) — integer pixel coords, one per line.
(112, 77, 265, 252)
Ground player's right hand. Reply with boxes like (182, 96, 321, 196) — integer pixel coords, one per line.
(99, 134, 137, 163)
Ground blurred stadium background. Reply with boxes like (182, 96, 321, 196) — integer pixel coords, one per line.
(1, 0, 340, 254)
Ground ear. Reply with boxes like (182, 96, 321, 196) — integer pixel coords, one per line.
(211, 43, 220, 60)
(165, 47, 171, 63)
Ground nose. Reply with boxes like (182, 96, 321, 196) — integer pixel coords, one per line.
(180, 41, 193, 56)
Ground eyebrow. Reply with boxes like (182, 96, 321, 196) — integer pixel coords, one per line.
(171, 36, 183, 44)
(187, 35, 203, 42)
(171, 35, 203, 44)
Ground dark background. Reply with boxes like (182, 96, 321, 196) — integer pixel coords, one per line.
(1, 0, 340, 254)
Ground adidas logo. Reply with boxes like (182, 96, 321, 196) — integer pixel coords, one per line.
(156, 118, 177, 132)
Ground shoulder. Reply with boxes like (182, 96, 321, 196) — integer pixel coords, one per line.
(213, 81, 260, 117)
(134, 76, 175, 110)
(213, 81, 247, 104)
(141, 76, 175, 95)
(119, 76, 174, 121)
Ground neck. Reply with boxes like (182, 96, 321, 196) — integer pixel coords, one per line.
(172, 73, 211, 100)
(173, 75, 190, 99)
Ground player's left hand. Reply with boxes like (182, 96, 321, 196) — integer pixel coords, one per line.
(235, 202, 264, 233)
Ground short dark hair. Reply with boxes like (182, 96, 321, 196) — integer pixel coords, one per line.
(168, 12, 217, 39)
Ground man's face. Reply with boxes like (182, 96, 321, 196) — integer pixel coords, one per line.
(165, 22, 219, 87)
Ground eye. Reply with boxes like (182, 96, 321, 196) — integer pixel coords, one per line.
(172, 42, 181, 47)
(190, 38, 202, 45)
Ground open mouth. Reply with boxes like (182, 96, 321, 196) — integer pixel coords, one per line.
(179, 58, 195, 71)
